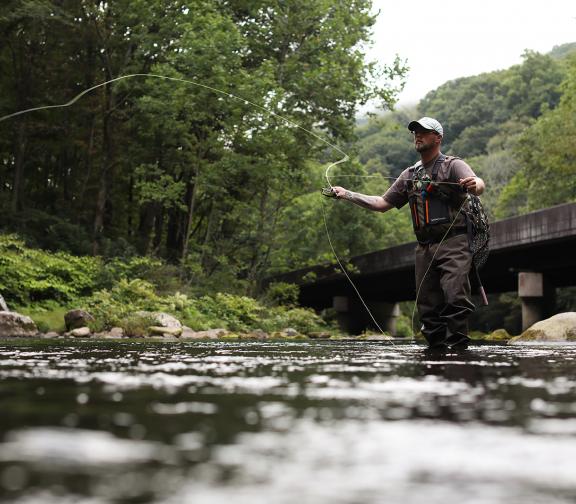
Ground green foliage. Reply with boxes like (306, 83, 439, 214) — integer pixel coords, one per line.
(83, 282, 327, 334)
(504, 55, 576, 213)
(419, 51, 565, 158)
(120, 313, 158, 338)
(261, 306, 329, 335)
(0, 0, 406, 292)
(86, 278, 161, 329)
(19, 302, 68, 333)
(265, 282, 300, 307)
(0, 234, 101, 305)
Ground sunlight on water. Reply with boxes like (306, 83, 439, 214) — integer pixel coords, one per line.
(1, 340, 576, 503)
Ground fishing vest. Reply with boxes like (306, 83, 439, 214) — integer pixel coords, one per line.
(408, 154, 469, 244)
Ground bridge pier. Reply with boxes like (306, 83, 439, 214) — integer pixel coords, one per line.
(518, 272, 556, 331)
(333, 296, 400, 335)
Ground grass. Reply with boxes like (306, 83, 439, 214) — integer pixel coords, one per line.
(18, 304, 68, 333)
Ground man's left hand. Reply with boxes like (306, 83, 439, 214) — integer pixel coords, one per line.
(459, 176, 485, 195)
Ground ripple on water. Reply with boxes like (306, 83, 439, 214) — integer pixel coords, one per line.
(2, 341, 576, 503)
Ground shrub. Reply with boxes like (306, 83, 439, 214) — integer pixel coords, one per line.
(0, 234, 101, 305)
(262, 306, 328, 334)
(264, 282, 300, 307)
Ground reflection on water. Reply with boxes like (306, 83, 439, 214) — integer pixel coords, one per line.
(0, 340, 576, 503)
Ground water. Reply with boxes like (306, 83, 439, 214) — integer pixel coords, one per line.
(1, 339, 576, 503)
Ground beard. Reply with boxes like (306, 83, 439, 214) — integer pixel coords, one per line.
(415, 139, 435, 153)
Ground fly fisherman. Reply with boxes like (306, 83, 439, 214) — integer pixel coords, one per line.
(331, 117, 485, 351)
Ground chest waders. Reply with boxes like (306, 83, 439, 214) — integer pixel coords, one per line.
(408, 155, 490, 306)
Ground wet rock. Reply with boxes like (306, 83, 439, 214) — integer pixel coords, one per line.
(509, 312, 576, 343)
(108, 327, 124, 338)
(0, 311, 38, 337)
(308, 331, 331, 339)
(64, 309, 95, 331)
(42, 331, 61, 339)
(70, 326, 91, 338)
(180, 327, 228, 340)
(148, 326, 182, 337)
(135, 311, 182, 329)
(282, 328, 299, 337)
(486, 329, 511, 341)
(96, 327, 124, 339)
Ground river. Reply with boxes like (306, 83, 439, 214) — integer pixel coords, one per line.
(1, 339, 575, 503)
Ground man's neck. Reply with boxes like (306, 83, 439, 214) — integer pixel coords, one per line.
(420, 147, 441, 165)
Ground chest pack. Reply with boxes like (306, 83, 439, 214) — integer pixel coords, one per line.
(408, 155, 468, 244)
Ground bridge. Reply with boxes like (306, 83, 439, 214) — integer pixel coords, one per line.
(272, 203, 576, 334)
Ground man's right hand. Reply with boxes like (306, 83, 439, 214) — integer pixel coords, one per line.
(331, 186, 348, 198)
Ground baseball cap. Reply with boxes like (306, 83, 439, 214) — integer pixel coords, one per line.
(408, 117, 443, 136)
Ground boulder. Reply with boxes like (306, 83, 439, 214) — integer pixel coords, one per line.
(108, 327, 124, 338)
(64, 309, 95, 331)
(42, 331, 61, 339)
(70, 326, 91, 338)
(486, 329, 511, 341)
(135, 311, 182, 329)
(509, 312, 576, 343)
(0, 311, 38, 337)
(148, 326, 183, 337)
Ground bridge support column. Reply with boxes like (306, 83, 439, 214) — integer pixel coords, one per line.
(367, 302, 401, 336)
(332, 296, 353, 333)
(332, 297, 401, 336)
(518, 272, 556, 331)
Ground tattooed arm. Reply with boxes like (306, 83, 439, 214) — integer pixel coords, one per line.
(331, 186, 394, 213)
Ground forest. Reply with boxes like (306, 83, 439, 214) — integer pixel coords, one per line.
(1, 1, 575, 334)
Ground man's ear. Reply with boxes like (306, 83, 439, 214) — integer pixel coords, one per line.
(435, 134, 443, 146)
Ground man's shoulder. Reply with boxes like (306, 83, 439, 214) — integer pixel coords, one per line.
(444, 156, 476, 178)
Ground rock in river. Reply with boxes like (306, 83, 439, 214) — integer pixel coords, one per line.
(133, 311, 183, 337)
(509, 312, 576, 343)
(0, 311, 38, 337)
(64, 309, 95, 331)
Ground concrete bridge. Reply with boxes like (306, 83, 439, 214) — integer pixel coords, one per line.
(272, 203, 576, 334)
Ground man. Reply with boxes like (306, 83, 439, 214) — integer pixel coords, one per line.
(331, 117, 485, 350)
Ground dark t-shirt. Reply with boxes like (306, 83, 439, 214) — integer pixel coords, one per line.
(382, 155, 476, 209)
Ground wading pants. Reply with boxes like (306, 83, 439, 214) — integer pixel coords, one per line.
(415, 233, 475, 348)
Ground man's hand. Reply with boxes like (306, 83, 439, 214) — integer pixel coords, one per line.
(331, 186, 348, 198)
(459, 177, 485, 195)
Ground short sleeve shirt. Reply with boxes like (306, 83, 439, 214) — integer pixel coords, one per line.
(382, 155, 476, 209)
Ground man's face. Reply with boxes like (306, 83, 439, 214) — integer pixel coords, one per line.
(412, 128, 441, 153)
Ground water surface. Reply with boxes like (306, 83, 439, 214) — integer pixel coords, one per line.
(1, 339, 575, 503)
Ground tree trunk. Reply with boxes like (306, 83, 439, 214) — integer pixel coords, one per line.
(92, 84, 114, 255)
(181, 165, 199, 262)
(11, 123, 27, 213)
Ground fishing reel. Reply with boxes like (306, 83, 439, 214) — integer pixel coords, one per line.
(321, 187, 338, 198)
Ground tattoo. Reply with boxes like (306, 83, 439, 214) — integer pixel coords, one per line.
(343, 190, 382, 210)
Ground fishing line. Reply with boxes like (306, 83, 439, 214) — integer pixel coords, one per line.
(320, 198, 392, 341)
(0, 72, 461, 342)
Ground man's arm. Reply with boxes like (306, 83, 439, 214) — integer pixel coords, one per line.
(331, 186, 394, 212)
